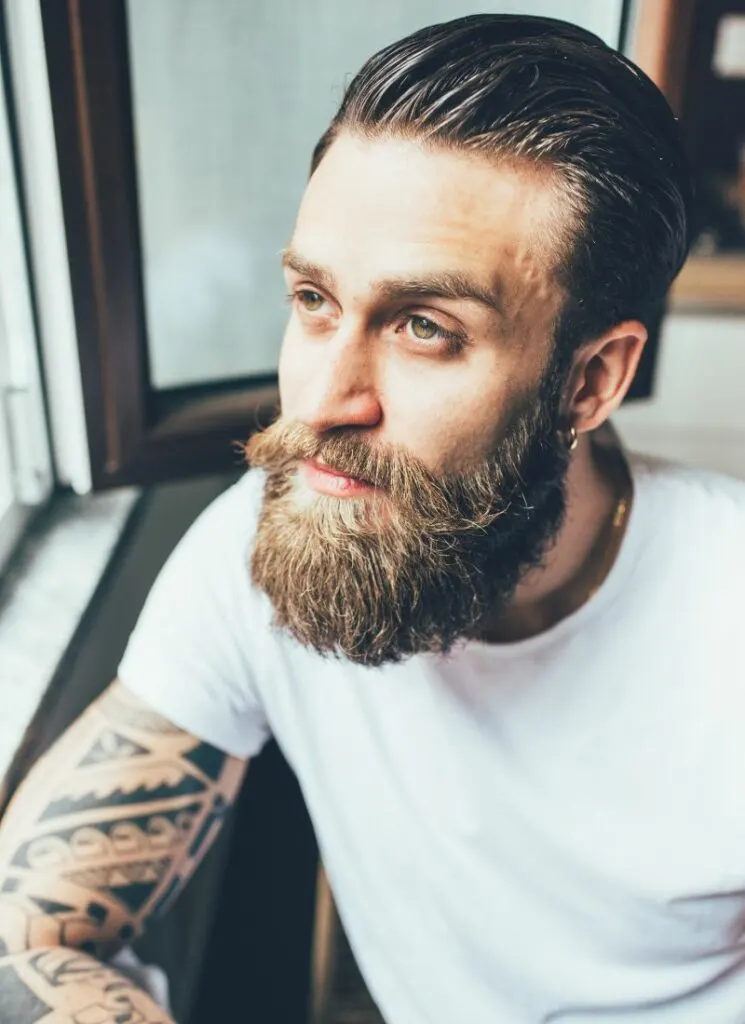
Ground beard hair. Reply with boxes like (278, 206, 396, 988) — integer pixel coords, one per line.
(245, 358, 571, 667)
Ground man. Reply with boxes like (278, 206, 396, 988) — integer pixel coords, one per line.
(1, 13, 744, 1024)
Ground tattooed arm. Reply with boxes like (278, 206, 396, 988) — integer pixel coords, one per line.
(0, 947, 173, 1022)
(0, 679, 248, 1019)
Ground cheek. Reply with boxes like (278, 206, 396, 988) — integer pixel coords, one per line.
(382, 360, 516, 474)
(277, 326, 307, 411)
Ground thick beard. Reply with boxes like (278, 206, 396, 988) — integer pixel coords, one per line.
(245, 364, 570, 667)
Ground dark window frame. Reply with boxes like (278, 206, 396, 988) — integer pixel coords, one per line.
(41, 0, 278, 490)
(39, 0, 682, 492)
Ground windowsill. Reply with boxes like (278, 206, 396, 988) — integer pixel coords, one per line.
(0, 486, 140, 789)
(670, 254, 745, 314)
(0, 502, 39, 577)
(615, 426, 745, 481)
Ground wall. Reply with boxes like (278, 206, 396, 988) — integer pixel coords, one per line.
(616, 314, 745, 479)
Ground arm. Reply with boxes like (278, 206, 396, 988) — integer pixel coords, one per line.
(0, 679, 248, 1018)
(0, 947, 174, 1022)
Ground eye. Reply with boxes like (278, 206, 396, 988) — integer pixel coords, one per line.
(293, 289, 325, 312)
(401, 314, 468, 355)
(409, 316, 440, 341)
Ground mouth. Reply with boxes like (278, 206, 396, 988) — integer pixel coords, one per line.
(300, 459, 376, 497)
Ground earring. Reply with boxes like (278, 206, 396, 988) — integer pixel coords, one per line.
(565, 425, 579, 452)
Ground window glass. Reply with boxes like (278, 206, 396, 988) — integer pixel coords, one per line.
(126, 0, 625, 389)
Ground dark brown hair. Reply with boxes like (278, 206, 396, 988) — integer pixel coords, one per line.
(311, 14, 694, 360)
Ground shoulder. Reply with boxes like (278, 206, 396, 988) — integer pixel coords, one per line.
(628, 453, 745, 619)
(630, 453, 745, 535)
(116, 469, 274, 755)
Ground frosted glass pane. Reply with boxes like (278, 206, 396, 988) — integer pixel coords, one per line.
(127, 0, 623, 389)
(0, 402, 14, 525)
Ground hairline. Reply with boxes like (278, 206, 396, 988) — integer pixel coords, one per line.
(310, 125, 589, 340)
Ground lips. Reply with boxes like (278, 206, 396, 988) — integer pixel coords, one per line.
(301, 459, 376, 497)
(311, 459, 370, 484)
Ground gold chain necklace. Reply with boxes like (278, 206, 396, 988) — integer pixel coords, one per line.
(586, 448, 632, 600)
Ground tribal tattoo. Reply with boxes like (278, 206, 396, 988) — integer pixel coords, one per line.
(0, 680, 247, 965)
(0, 947, 172, 1022)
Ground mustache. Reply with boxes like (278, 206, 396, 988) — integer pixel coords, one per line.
(243, 418, 535, 533)
(245, 419, 402, 489)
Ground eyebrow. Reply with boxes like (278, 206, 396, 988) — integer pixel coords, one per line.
(280, 247, 504, 317)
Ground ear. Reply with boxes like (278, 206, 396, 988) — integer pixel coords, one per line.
(564, 320, 648, 434)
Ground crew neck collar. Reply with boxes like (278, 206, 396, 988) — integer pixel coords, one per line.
(435, 452, 652, 662)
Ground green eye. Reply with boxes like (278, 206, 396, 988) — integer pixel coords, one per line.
(410, 316, 439, 340)
(299, 290, 324, 311)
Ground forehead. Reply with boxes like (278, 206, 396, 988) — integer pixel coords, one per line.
(291, 133, 570, 319)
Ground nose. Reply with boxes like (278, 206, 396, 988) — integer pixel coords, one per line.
(293, 327, 382, 435)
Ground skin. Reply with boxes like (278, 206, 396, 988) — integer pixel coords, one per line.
(281, 133, 648, 640)
(0, 948, 173, 1023)
(0, 682, 247, 1021)
(0, 132, 647, 1020)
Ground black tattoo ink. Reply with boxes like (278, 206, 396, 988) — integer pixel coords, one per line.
(39, 774, 207, 822)
(86, 902, 108, 925)
(0, 893, 109, 951)
(65, 859, 170, 914)
(29, 948, 137, 989)
(59, 918, 105, 950)
(107, 882, 158, 915)
(78, 731, 150, 768)
(27, 895, 76, 916)
(0, 964, 52, 1022)
(182, 741, 227, 782)
(188, 794, 229, 860)
(72, 993, 145, 1024)
(13, 804, 202, 870)
(12, 834, 69, 870)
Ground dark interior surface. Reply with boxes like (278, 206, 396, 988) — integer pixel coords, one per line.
(2, 474, 319, 1024)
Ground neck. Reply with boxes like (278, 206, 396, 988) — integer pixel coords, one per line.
(469, 425, 631, 644)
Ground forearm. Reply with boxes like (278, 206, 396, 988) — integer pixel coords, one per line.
(0, 681, 246, 960)
(0, 947, 174, 1023)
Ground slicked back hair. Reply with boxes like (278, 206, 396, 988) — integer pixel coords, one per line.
(311, 15, 693, 362)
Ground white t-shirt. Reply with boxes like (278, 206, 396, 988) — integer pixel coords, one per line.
(118, 454, 745, 1024)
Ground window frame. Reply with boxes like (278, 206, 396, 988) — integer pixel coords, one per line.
(0, 0, 53, 568)
(40, 0, 682, 493)
(39, 0, 278, 491)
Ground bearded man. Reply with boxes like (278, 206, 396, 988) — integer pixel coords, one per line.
(2, 14, 745, 1024)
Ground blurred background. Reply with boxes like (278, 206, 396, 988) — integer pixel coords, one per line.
(0, 1, 743, 1022)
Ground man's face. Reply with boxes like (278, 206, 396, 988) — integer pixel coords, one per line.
(247, 134, 575, 665)
(282, 133, 567, 473)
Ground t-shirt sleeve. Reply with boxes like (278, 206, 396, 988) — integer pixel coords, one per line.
(117, 471, 272, 758)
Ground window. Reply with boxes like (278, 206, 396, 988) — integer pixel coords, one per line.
(35, 0, 635, 492)
(0, 0, 726, 535)
(0, 5, 52, 570)
(631, 0, 745, 312)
